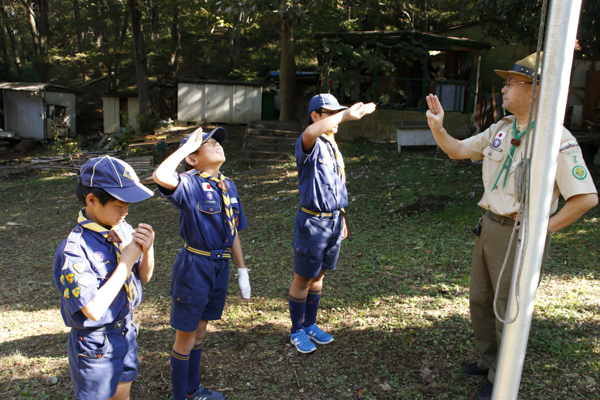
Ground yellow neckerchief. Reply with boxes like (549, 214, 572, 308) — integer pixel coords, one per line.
(198, 171, 237, 241)
(78, 208, 136, 309)
(320, 133, 346, 182)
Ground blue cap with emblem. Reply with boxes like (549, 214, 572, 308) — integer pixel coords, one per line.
(179, 127, 227, 148)
(79, 156, 153, 203)
(308, 94, 348, 115)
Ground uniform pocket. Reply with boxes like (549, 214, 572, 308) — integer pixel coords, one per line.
(197, 201, 221, 214)
(78, 333, 110, 360)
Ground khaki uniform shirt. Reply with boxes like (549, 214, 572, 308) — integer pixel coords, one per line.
(463, 115, 597, 217)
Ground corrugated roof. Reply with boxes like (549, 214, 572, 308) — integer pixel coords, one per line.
(0, 81, 76, 92)
(315, 30, 491, 50)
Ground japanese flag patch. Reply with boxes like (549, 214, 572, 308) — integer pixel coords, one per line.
(202, 182, 213, 191)
(492, 131, 507, 148)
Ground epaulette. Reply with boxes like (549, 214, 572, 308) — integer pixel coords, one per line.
(64, 225, 84, 253)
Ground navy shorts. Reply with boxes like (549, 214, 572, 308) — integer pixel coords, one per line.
(67, 321, 139, 400)
(292, 210, 344, 279)
(170, 248, 230, 332)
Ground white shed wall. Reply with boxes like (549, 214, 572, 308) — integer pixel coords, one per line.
(3, 90, 45, 139)
(178, 82, 261, 123)
(103, 97, 120, 134)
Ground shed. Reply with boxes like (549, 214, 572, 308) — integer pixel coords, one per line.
(102, 92, 140, 134)
(177, 79, 262, 124)
(0, 82, 77, 141)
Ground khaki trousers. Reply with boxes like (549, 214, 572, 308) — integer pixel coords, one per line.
(469, 215, 550, 382)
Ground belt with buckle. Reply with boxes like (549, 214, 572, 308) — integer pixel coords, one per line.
(81, 312, 132, 332)
(184, 243, 232, 259)
(486, 210, 515, 226)
(301, 207, 341, 218)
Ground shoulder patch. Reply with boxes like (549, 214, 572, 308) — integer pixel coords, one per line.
(60, 275, 65, 285)
(66, 273, 75, 284)
(72, 287, 81, 298)
(572, 165, 588, 180)
(560, 142, 580, 152)
(73, 263, 86, 274)
(63, 288, 70, 299)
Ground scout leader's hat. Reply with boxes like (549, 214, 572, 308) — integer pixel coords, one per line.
(79, 156, 153, 203)
(495, 52, 543, 82)
(179, 127, 227, 148)
(308, 94, 348, 115)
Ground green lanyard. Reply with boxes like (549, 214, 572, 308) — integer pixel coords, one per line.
(491, 119, 534, 191)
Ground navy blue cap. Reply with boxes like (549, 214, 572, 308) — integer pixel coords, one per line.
(179, 127, 227, 148)
(308, 94, 348, 115)
(78, 156, 153, 203)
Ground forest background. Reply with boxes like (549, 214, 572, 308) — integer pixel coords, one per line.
(0, 0, 599, 134)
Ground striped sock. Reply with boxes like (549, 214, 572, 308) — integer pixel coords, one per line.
(303, 290, 322, 327)
(170, 349, 190, 400)
(288, 294, 307, 332)
(186, 343, 203, 397)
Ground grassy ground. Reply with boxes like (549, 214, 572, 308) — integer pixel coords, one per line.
(0, 127, 599, 400)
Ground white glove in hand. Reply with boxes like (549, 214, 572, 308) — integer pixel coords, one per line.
(238, 268, 251, 299)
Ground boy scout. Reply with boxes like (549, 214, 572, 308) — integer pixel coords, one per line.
(153, 128, 250, 400)
(53, 156, 155, 400)
(288, 94, 376, 353)
(425, 53, 598, 399)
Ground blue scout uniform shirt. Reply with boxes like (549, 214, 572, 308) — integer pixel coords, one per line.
(53, 217, 142, 330)
(295, 134, 348, 212)
(158, 170, 248, 249)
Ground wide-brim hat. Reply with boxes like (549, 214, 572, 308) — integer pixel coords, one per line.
(179, 127, 227, 148)
(79, 156, 154, 203)
(495, 52, 543, 82)
(308, 94, 348, 115)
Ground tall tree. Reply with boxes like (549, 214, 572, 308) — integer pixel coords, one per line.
(16, 0, 49, 80)
(278, 0, 300, 121)
(0, 0, 24, 79)
(129, 0, 154, 133)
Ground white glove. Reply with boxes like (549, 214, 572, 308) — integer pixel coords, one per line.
(238, 268, 251, 299)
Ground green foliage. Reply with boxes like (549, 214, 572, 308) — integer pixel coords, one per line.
(473, 0, 600, 58)
(47, 136, 82, 154)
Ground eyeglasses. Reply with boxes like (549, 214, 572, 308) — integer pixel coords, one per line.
(503, 79, 533, 88)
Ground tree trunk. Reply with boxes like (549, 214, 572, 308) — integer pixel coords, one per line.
(279, 7, 297, 122)
(0, 0, 24, 79)
(420, 0, 428, 32)
(129, 0, 154, 134)
(72, 0, 88, 81)
(169, 0, 180, 77)
(458, 0, 465, 23)
(0, 26, 11, 77)
(27, 0, 49, 81)
(229, 29, 241, 70)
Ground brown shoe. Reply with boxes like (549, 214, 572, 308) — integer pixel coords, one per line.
(461, 362, 488, 376)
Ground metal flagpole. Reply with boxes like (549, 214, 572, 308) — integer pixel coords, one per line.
(492, 0, 583, 399)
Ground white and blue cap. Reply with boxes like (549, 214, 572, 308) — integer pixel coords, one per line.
(179, 127, 227, 148)
(308, 94, 348, 115)
(79, 156, 153, 203)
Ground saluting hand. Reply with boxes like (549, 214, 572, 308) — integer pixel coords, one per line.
(181, 127, 204, 154)
(425, 94, 445, 131)
(344, 102, 377, 122)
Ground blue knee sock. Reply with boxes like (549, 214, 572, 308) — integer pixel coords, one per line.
(288, 294, 307, 332)
(186, 343, 203, 396)
(170, 349, 190, 400)
(303, 290, 322, 327)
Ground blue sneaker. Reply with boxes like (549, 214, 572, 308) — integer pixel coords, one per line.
(189, 384, 226, 400)
(290, 329, 317, 353)
(304, 323, 334, 344)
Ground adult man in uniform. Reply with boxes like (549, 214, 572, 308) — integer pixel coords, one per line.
(425, 53, 598, 400)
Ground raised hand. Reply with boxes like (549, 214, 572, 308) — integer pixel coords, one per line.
(425, 94, 445, 131)
(345, 102, 377, 121)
